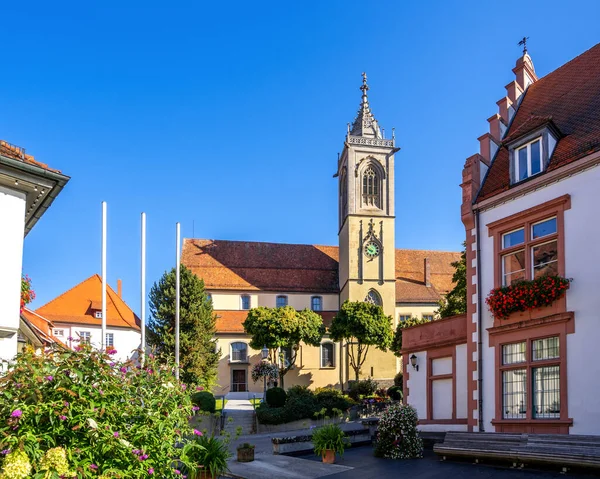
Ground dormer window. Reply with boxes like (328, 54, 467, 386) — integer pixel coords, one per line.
(515, 138, 542, 182)
(94, 311, 102, 319)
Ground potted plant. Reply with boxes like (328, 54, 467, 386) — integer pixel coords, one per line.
(312, 423, 348, 464)
(182, 434, 230, 479)
(237, 442, 255, 462)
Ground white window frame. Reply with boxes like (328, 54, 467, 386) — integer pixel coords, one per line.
(240, 295, 251, 310)
(94, 311, 102, 319)
(311, 296, 323, 311)
(422, 314, 434, 322)
(514, 137, 543, 183)
(320, 342, 335, 368)
(79, 331, 91, 344)
(53, 329, 64, 337)
(105, 333, 114, 348)
(230, 342, 248, 363)
(276, 295, 288, 308)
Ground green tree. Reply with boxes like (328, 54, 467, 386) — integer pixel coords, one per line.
(437, 243, 467, 318)
(148, 265, 220, 389)
(391, 316, 433, 357)
(329, 301, 393, 381)
(242, 306, 325, 388)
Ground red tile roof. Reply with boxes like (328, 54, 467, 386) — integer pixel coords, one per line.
(36, 275, 140, 330)
(478, 43, 600, 201)
(0, 140, 62, 173)
(182, 239, 459, 302)
(215, 310, 338, 333)
(21, 308, 63, 345)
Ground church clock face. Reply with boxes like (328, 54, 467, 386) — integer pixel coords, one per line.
(364, 241, 380, 259)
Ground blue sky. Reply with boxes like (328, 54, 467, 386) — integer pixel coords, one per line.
(4, 0, 599, 313)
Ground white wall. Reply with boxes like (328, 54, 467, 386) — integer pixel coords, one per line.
(0, 186, 26, 362)
(455, 343, 468, 419)
(478, 164, 600, 434)
(52, 323, 141, 363)
(406, 350, 428, 420)
(210, 291, 339, 311)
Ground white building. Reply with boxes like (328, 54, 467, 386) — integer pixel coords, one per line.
(31, 275, 141, 363)
(0, 140, 69, 363)
(404, 42, 600, 435)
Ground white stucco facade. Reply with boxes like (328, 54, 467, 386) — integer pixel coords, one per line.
(478, 163, 600, 434)
(0, 186, 26, 363)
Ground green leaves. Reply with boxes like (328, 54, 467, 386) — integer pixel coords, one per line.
(437, 244, 467, 318)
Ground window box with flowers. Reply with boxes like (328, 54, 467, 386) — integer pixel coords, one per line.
(486, 275, 571, 321)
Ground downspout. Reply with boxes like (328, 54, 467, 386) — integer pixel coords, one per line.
(475, 208, 485, 432)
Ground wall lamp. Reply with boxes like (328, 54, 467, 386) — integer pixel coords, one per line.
(410, 354, 419, 371)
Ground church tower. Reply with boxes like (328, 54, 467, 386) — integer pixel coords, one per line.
(336, 74, 399, 381)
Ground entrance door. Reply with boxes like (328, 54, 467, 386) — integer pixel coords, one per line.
(232, 369, 247, 392)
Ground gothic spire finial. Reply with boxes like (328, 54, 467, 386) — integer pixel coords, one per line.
(360, 72, 369, 103)
(350, 72, 381, 138)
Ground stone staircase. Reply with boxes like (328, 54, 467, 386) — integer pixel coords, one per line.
(222, 400, 256, 436)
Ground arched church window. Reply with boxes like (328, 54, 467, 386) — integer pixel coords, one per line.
(364, 289, 382, 306)
(341, 172, 348, 216)
(362, 166, 380, 208)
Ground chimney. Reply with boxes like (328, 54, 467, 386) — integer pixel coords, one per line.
(117, 279, 122, 298)
(424, 258, 431, 287)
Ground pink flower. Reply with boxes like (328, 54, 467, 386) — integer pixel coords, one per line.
(148, 468, 154, 475)
(120, 367, 127, 374)
(113, 432, 119, 438)
(45, 375, 54, 381)
(75, 345, 83, 352)
(192, 406, 199, 412)
(107, 349, 117, 355)
(174, 470, 181, 475)
(90, 464, 98, 470)
(193, 429, 203, 436)
(11, 410, 22, 418)
(196, 386, 204, 391)
(181, 384, 187, 391)
(59, 415, 67, 420)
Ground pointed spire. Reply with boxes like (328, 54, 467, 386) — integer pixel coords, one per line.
(349, 72, 382, 139)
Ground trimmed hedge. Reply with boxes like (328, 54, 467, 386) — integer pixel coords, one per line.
(348, 378, 378, 400)
(314, 388, 354, 415)
(266, 387, 287, 407)
(190, 391, 216, 413)
(388, 386, 402, 401)
(394, 372, 403, 387)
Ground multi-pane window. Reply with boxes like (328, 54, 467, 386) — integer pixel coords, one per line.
(500, 217, 558, 286)
(105, 333, 114, 348)
(364, 289, 382, 306)
(53, 329, 64, 338)
(230, 342, 248, 362)
(422, 314, 434, 322)
(95, 311, 102, 319)
(513, 138, 543, 183)
(362, 166, 380, 208)
(501, 336, 561, 420)
(280, 346, 294, 368)
(276, 295, 288, 307)
(79, 331, 91, 344)
(321, 342, 335, 368)
(311, 296, 323, 311)
(399, 314, 412, 322)
(241, 295, 251, 310)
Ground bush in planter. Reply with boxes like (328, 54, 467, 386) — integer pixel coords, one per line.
(0, 344, 195, 478)
(191, 391, 216, 413)
(348, 378, 378, 400)
(387, 385, 403, 401)
(312, 424, 349, 462)
(374, 403, 423, 459)
(314, 388, 353, 415)
(236, 443, 255, 463)
(266, 387, 287, 407)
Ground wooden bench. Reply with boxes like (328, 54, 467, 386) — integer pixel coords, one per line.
(434, 432, 600, 471)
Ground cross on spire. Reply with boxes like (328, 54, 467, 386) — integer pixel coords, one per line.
(360, 72, 369, 102)
(518, 36, 529, 54)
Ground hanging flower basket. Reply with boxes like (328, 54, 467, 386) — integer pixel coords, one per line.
(20, 275, 35, 312)
(251, 362, 278, 383)
(485, 275, 571, 320)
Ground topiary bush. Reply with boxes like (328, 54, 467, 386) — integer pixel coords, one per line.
(255, 403, 291, 425)
(387, 386, 403, 401)
(374, 403, 423, 459)
(287, 385, 313, 399)
(348, 378, 378, 400)
(191, 391, 216, 413)
(0, 344, 196, 478)
(314, 388, 353, 415)
(394, 371, 403, 387)
(266, 387, 287, 407)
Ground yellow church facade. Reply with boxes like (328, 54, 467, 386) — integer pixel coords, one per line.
(181, 75, 459, 397)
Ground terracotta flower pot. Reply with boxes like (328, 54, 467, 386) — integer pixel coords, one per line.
(237, 447, 255, 462)
(196, 469, 210, 479)
(322, 449, 336, 464)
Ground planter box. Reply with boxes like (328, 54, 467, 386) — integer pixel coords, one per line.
(237, 447, 255, 462)
(272, 428, 371, 455)
(257, 416, 348, 434)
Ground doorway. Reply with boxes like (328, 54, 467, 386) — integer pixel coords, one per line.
(232, 369, 247, 392)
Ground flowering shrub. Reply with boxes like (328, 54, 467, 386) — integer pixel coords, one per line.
(20, 275, 35, 313)
(485, 275, 571, 320)
(0, 344, 197, 478)
(374, 403, 423, 459)
(251, 362, 278, 383)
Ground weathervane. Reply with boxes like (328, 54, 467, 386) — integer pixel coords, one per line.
(518, 36, 529, 54)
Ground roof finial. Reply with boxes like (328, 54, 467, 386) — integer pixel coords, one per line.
(360, 72, 369, 103)
(518, 36, 529, 55)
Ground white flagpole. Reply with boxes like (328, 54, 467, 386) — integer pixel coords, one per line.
(101, 201, 107, 351)
(141, 212, 147, 362)
(175, 222, 181, 380)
